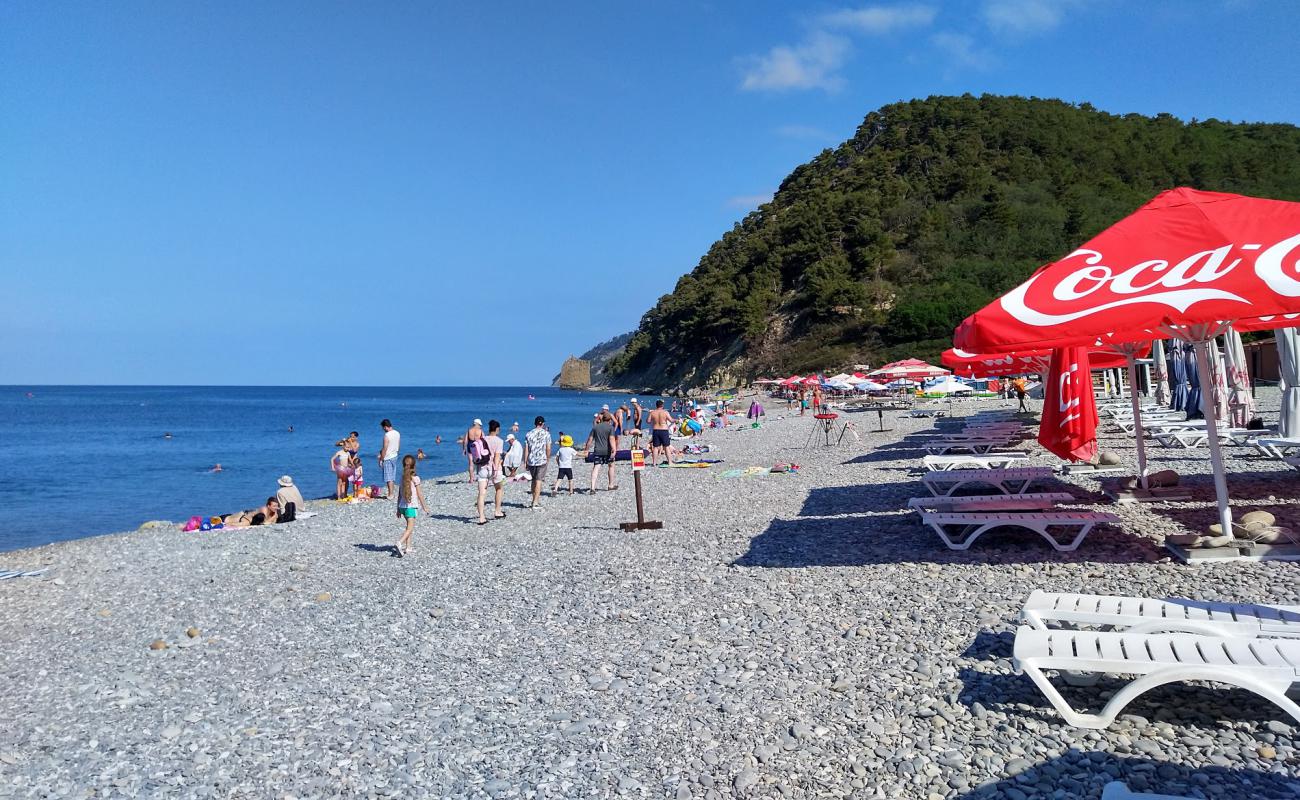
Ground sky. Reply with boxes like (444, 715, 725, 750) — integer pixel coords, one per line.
(2, 1, 1299, 385)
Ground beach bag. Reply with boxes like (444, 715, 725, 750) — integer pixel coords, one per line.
(469, 437, 492, 467)
(184, 515, 202, 532)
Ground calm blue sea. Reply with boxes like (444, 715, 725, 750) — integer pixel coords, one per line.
(0, 386, 649, 553)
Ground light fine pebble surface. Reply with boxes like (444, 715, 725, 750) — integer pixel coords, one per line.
(1, 390, 1298, 798)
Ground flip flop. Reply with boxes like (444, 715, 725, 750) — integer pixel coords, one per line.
(476, 519, 488, 525)
(494, 513, 506, 519)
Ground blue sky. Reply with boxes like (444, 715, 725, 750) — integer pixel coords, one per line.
(3, 1, 1298, 385)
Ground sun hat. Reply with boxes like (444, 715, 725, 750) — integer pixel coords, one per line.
(472, 418, 483, 426)
(506, 433, 516, 441)
(560, 435, 574, 447)
(277, 475, 294, 487)
(601, 404, 610, 410)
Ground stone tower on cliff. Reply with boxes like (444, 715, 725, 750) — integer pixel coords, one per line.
(558, 356, 592, 389)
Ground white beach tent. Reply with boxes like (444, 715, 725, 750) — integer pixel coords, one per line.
(925, 377, 974, 395)
(853, 379, 889, 392)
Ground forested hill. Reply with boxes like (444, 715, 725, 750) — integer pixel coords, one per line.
(600, 94, 1300, 393)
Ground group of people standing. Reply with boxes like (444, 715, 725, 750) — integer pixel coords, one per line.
(326, 399, 689, 555)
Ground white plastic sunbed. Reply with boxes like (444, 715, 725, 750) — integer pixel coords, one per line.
(922, 453, 1030, 471)
(908, 492, 1073, 512)
(1111, 414, 1184, 434)
(1013, 626, 1300, 728)
(908, 408, 946, 418)
(1151, 427, 1258, 449)
(925, 439, 1018, 455)
(1253, 437, 1300, 460)
(1101, 781, 1197, 800)
(919, 510, 1117, 551)
(0, 568, 49, 580)
(923, 466, 1053, 496)
(1020, 590, 1300, 638)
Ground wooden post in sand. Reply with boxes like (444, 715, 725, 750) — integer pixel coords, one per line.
(620, 449, 662, 531)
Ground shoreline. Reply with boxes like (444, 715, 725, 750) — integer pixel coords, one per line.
(2, 396, 1297, 797)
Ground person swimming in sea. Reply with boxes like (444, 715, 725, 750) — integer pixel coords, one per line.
(163, 432, 172, 439)
(416, 448, 426, 460)
(435, 435, 442, 445)
(210, 464, 222, 473)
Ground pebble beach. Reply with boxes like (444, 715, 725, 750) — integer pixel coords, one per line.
(1, 393, 1298, 799)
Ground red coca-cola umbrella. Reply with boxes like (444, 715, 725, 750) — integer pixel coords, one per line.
(955, 188, 1300, 533)
(869, 358, 950, 380)
(1039, 346, 1100, 463)
(941, 346, 1140, 378)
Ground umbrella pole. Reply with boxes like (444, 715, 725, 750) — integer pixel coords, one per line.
(1125, 356, 1149, 490)
(1192, 339, 1234, 537)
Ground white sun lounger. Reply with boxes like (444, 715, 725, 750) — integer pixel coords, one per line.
(1112, 414, 1184, 434)
(1151, 428, 1257, 449)
(1252, 437, 1300, 460)
(0, 568, 50, 580)
(925, 439, 1018, 455)
(923, 467, 1053, 496)
(1101, 781, 1197, 800)
(908, 408, 946, 418)
(919, 510, 1117, 551)
(1020, 590, 1300, 638)
(922, 453, 1030, 471)
(1285, 456, 1300, 471)
(1013, 626, 1300, 729)
(907, 492, 1073, 512)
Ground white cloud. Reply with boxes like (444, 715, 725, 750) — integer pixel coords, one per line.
(931, 31, 995, 71)
(739, 32, 851, 92)
(819, 4, 937, 34)
(982, 0, 1080, 36)
(726, 193, 775, 209)
(776, 124, 837, 141)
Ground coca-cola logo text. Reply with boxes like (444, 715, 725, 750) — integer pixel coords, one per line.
(1000, 233, 1300, 326)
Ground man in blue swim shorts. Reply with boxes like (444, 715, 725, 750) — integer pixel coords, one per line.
(648, 400, 674, 466)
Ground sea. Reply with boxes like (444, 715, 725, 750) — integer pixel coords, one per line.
(0, 386, 653, 553)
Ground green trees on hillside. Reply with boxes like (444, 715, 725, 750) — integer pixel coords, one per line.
(604, 95, 1300, 389)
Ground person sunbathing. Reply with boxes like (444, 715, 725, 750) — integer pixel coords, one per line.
(223, 498, 281, 527)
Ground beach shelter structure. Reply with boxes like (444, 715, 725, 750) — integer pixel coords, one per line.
(925, 376, 974, 395)
(954, 187, 1300, 535)
(852, 379, 888, 391)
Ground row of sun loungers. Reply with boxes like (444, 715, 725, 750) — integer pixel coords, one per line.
(1013, 590, 1300, 730)
(907, 413, 1125, 551)
(897, 413, 1300, 750)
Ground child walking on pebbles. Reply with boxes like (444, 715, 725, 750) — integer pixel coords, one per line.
(552, 434, 577, 496)
(395, 454, 428, 557)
